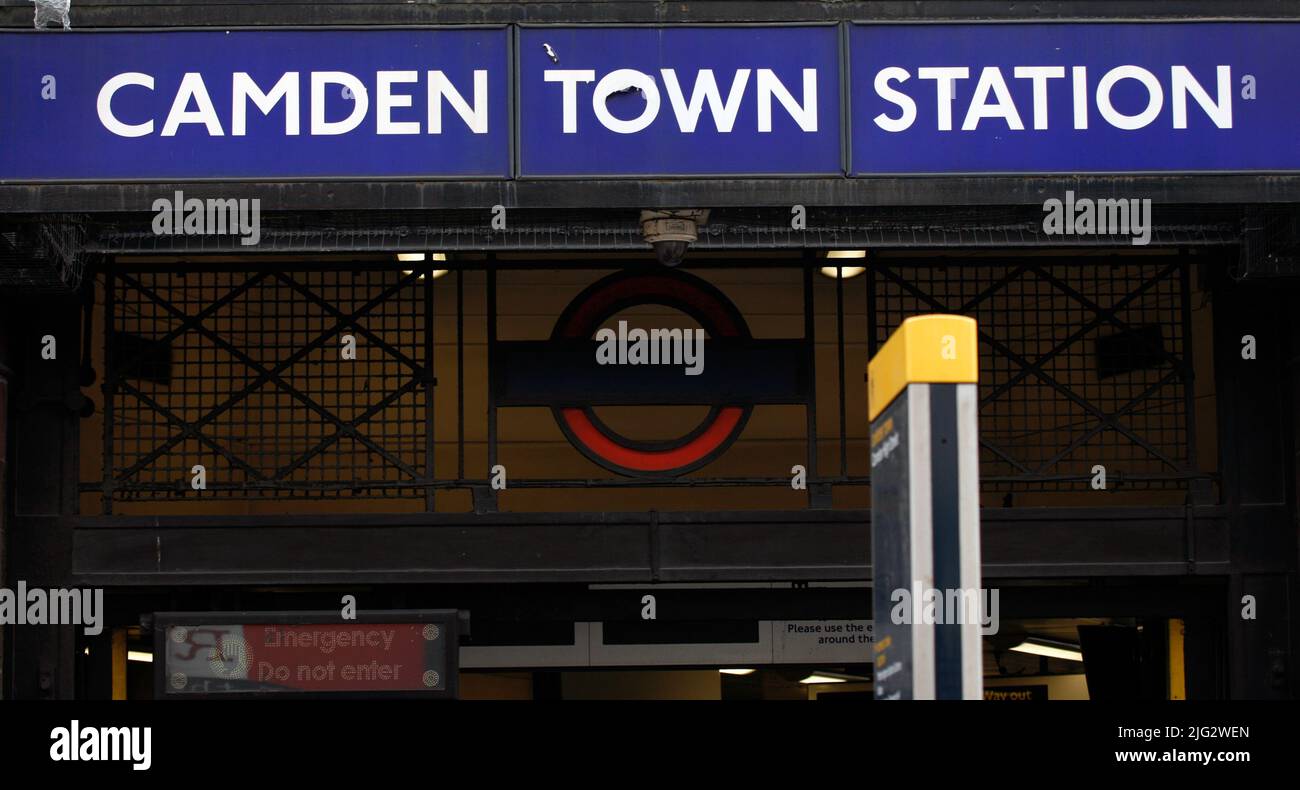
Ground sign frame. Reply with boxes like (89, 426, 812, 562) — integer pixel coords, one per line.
(152, 609, 464, 700)
(3, 20, 1300, 183)
(848, 19, 1300, 177)
(513, 21, 847, 179)
(0, 25, 514, 184)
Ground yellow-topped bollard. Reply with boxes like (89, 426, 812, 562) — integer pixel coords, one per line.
(867, 314, 978, 422)
(869, 314, 984, 701)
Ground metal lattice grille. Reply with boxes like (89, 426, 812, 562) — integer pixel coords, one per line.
(871, 261, 1193, 490)
(105, 269, 431, 500)
(92, 259, 1202, 509)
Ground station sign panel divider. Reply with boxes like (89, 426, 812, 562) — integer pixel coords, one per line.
(153, 609, 464, 699)
(868, 315, 982, 700)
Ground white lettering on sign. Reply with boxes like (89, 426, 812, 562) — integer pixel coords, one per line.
(543, 68, 818, 134)
(89, 59, 1239, 149)
(96, 70, 490, 138)
(873, 64, 1232, 132)
(870, 430, 900, 467)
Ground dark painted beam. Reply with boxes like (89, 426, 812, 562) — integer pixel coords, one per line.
(72, 580, 1232, 624)
(58, 506, 1231, 586)
(5, 175, 1300, 214)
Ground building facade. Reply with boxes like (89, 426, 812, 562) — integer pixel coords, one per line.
(0, 0, 1297, 700)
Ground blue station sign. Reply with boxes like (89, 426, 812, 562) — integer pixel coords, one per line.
(516, 26, 842, 177)
(0, 28, 512, 180)
(849, 22, 1300, 175)
(0, 22, 1297, 181)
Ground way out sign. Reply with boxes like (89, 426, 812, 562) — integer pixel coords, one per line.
(868, 315, 982, 700)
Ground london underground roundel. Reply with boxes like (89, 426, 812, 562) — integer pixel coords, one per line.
(550, 269, 753, 477)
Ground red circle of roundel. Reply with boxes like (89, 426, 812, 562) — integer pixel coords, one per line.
(550, 269, 752, 477)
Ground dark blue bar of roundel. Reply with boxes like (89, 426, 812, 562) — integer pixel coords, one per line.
(492, 339, 809, 406)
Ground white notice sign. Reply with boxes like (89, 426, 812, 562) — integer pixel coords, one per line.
(772, 620, 874, 664)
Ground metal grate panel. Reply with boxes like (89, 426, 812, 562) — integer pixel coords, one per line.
(871, 260, 1194, 491)
(104, 268, 431, 504)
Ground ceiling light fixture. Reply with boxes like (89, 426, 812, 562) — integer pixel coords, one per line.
(800, 673, 848, 684)
(820, 266, 867, 279)
(1010, 637, 1084, 662)
(402, 269, 450, 280)
(400, 252, 450, 280)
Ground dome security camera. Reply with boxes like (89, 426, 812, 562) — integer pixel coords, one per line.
(640, 209, 710, 266)
(651, 239, 690, 267)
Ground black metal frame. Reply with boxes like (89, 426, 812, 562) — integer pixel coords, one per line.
(99, 265, 437, 511)
(62, 505, 1230, 586)
(87, 254, 1208, 511)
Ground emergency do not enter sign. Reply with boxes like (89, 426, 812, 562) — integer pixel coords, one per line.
(155, 610, 460, 698)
